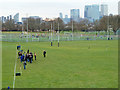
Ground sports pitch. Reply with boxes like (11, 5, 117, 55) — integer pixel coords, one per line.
(2, 40, 118, 88)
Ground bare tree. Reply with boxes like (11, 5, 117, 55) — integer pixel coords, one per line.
(2, 20, 15, 30)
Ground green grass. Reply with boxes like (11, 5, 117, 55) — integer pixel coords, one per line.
(2, 40, 118, 88)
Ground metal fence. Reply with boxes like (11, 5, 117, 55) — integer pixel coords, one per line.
(1, 32, 118, 42)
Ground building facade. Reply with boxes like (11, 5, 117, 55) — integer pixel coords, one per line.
(70, 9, 80, 22)
(7, 16, 9, 21)
(14, 13, 19, 24)
(100, 4, 108, 18)
(65, 15, 68, 18)
(118, 1, 120, 15)
(29, 16, 40, 19)
(1, 16, 5, 23)
(21, 17, 28, 23)
(63, 15, 70, 24)
(84, 5, 100, 22)
(59, 13, 63, 19)
(10, 15, 12, 20)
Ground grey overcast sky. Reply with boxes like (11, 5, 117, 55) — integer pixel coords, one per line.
(0, 0, 119, 21)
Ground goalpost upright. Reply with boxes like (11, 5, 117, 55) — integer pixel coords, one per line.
(51, 23, 53, 46)
(58, 21, 60, 47)
(26, 13, 28, 42)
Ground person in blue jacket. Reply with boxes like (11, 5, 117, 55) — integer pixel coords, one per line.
(22, 54, 25, 61)
(20, 55, 23, 63)
(24, 61, 27, 69)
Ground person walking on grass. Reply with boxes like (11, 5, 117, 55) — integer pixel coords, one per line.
(18, 51, 20, 59)
(18, 51, 22, 59)
(43, 50, 46, 58)
(30, 52, 33, 61)
(27, 49, 29, 54)
(23, 61, 27, 69)
(22, 53, 25, 61)
(26, 53, 29, 62)
(29, 53, 32, 63)
(34, 52, 36, 60)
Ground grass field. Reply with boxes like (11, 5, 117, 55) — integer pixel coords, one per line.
(2, 40, 118, 88)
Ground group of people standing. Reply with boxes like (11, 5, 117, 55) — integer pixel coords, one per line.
(25, 49, 37, 63)
(18, 49, 37, 69)
(18, 49, 47, 70)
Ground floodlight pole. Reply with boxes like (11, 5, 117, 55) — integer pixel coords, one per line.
(51, 23, 53, 46)
(107, 15, 110, 40)
(22, 24, 24, 40)
(53, 20, 54, 41)
(58, 22, 60, 47)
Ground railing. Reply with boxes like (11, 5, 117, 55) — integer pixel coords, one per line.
(1, 33, 118, 42)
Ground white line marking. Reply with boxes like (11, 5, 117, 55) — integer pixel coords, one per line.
(20, 64, 22, 74)
(13, 50, 17, 90)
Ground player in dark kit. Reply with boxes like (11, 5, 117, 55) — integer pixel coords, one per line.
(27, 49, 29, 54)
(26, 53, 29, 62)
(22, 54, 25, 61)
(34, 53, 36, 60)
(18, 51, 22, 59)
(29, 53, 32, 63)
(43, 50, 46, 58)
(30, 52, 33, 61)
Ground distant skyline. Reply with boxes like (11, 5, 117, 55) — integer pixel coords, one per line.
(0, 0, 119, 21)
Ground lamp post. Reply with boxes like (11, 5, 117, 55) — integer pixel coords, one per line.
(53, 20, 54, 41)
(107, 15, 110, 40)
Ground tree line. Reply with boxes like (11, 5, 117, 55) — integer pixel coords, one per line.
(2, 15, 120, 34)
